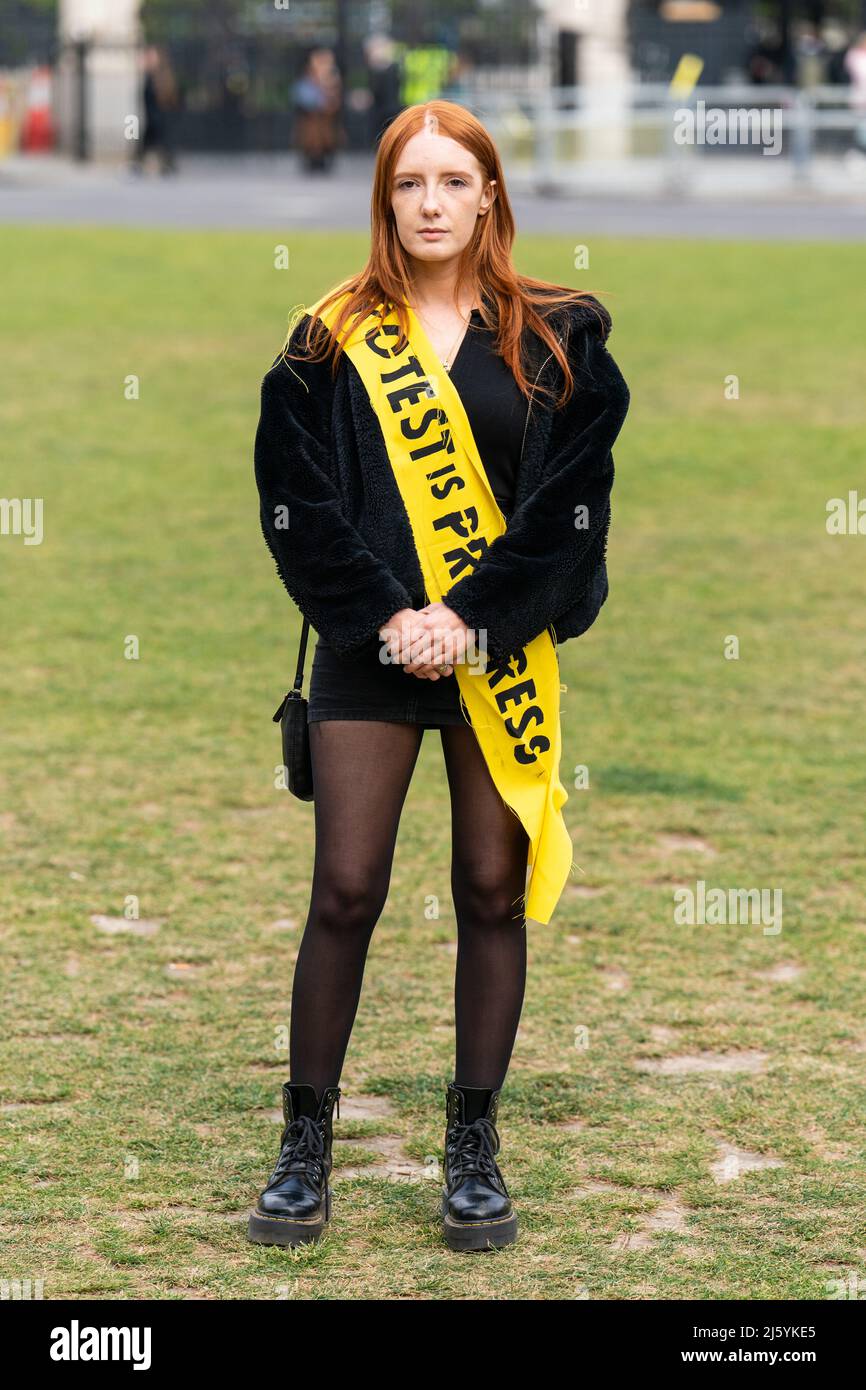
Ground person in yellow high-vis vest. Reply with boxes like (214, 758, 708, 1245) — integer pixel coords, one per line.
(249, 100, 630, 1253)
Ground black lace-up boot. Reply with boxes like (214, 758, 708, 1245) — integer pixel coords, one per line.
(247, 1082, 340, 1246)
(441, 1083, 518, 1251)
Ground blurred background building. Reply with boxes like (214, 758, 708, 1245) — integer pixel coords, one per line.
(2, 1, 866, 185)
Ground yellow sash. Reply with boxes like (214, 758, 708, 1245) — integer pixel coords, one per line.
(305, 290, 574, 924)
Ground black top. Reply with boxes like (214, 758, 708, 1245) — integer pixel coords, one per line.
(446, 308, 528, 517)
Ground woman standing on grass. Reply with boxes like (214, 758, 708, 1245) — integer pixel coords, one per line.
(249, 101, 630, 1252)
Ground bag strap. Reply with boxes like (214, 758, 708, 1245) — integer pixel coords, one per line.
(294, 616, 310, 691)
(272, 616, 310, 722)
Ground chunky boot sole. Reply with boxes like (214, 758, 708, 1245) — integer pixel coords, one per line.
(246, 1187, 331, 1247)
(440, 1191, 518, 1252)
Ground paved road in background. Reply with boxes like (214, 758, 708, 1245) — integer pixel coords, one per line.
(1, 153, 864, 239)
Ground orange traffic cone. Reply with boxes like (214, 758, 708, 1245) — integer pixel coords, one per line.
(20, 65, 55, 152)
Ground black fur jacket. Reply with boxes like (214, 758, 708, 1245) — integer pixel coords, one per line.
(253, 292, 630, 665)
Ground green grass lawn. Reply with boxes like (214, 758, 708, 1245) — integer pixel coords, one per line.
(1, 225, 864, 1301)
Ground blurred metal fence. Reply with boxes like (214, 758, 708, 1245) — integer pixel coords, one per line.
(50, 37, 354, 160)
(466, 82, 866, 190)
(48, 37, 866, 189)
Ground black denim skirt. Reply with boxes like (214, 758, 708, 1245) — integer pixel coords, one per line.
(307, 633, 469, 729)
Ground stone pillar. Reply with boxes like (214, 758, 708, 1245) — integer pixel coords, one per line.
(543, 0, 633, 161)
(56, 0, 142, 159)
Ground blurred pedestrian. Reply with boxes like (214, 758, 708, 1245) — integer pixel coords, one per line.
(844, 31, 866, 149)
(746, 30, 785, 85)
(824, 22, 852, 85)
(131, 45, 179, 176)
(293, 49, 342, 173)
(363, 34, 402, 148)
(795, 23, 827, 88)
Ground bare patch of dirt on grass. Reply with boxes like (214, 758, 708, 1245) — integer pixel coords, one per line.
(91, 914, 162, 937)
(636, 1050, 769, 1076)
(756, 961, 803, 983)
(656, 833, 718, 856)
(613, 1195, 691, 1251)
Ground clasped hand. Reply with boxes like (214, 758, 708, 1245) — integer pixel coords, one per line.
(378, 603, 471, 680)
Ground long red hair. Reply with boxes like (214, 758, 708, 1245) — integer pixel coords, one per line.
(283, 100, 608, 410)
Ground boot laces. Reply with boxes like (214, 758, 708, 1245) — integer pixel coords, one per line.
(270, 1114, 325, 1184)
(448, 1117, 501, 1184)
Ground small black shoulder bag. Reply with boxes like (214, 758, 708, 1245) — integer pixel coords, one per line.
(272, 617, 314, 801)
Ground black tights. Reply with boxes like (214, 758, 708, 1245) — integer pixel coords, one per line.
(289, 719, 529, 1098)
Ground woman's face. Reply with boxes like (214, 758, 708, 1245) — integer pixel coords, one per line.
(390, 129, 495, 268)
